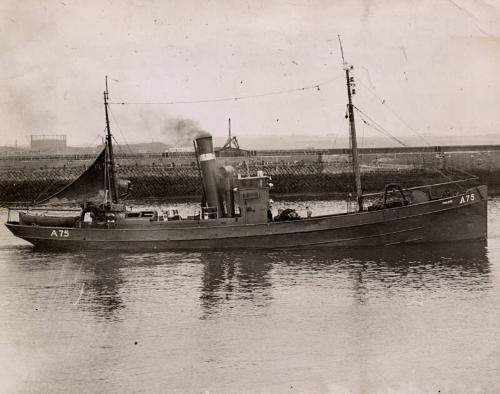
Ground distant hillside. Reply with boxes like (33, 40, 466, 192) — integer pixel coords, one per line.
(2, 134, 500, 154)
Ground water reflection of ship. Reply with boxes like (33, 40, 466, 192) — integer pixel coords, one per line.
(287, 240, 491, 302)
(200, 251, 273, 315)
(73, 252, 126, 320)
(199, 241, 490, 313)
(17, 240, 489, 320)
(8, 249, 128, 320)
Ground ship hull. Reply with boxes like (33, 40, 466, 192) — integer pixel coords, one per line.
(5, 186, 488, 251)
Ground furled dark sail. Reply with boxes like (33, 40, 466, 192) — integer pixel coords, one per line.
(39, 148, 108, 205)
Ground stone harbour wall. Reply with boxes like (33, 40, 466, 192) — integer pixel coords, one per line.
(0, 146, 499, 203)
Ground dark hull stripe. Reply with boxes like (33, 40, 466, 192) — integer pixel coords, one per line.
(18, 225, 425, 247)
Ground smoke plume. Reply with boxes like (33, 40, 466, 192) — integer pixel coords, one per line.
(161, 117, 208, 146)
(138, 111, 208, 147)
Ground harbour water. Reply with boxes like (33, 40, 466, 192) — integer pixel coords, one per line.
(1, 199, 499, 393)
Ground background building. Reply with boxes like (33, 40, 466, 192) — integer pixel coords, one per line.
(30, 135, 67, 153)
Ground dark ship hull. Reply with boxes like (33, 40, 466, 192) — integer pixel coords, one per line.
(5, 185, 487, 251)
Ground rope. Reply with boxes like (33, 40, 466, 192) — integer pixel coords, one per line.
(108, 76, 342, 106)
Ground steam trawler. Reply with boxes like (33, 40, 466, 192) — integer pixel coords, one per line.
(5, 53, 487, 250)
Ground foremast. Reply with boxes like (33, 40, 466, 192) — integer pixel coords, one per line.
(338, 36, 363, 212)
(104, 76, 118, 204)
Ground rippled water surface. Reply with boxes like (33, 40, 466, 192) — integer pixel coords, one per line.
(1, 199, 500, 393)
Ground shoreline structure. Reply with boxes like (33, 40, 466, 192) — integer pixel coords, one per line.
(1, 144, 498, 203)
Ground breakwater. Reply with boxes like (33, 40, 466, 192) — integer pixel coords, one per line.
(1, 145, 499, 203)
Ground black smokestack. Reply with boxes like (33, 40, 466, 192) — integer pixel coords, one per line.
(195, 133, 222, 218)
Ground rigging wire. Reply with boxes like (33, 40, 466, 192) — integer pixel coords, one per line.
(108, 76, 342, 106)
(445, 163, 478, 180)
(359, 116, 408, 147)
(351, 74, 432, 147)
(107, 106, 136, 155)
(433, 166, 464, 191)
(361, 113, 366, 148)
(107, 104, 160, 198)
(353, 105, 408, 147)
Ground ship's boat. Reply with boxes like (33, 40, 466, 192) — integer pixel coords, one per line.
(19, 212, 80, 227)
(5, 52, 488, 250)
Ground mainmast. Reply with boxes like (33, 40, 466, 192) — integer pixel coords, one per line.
(338, 36, 363, 212)
(104, 76, 118, 204)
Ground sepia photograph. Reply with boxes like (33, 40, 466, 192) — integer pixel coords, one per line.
(0, 0, 499, 392)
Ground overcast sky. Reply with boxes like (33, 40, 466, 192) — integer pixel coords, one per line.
(1, 0, 499, 147)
